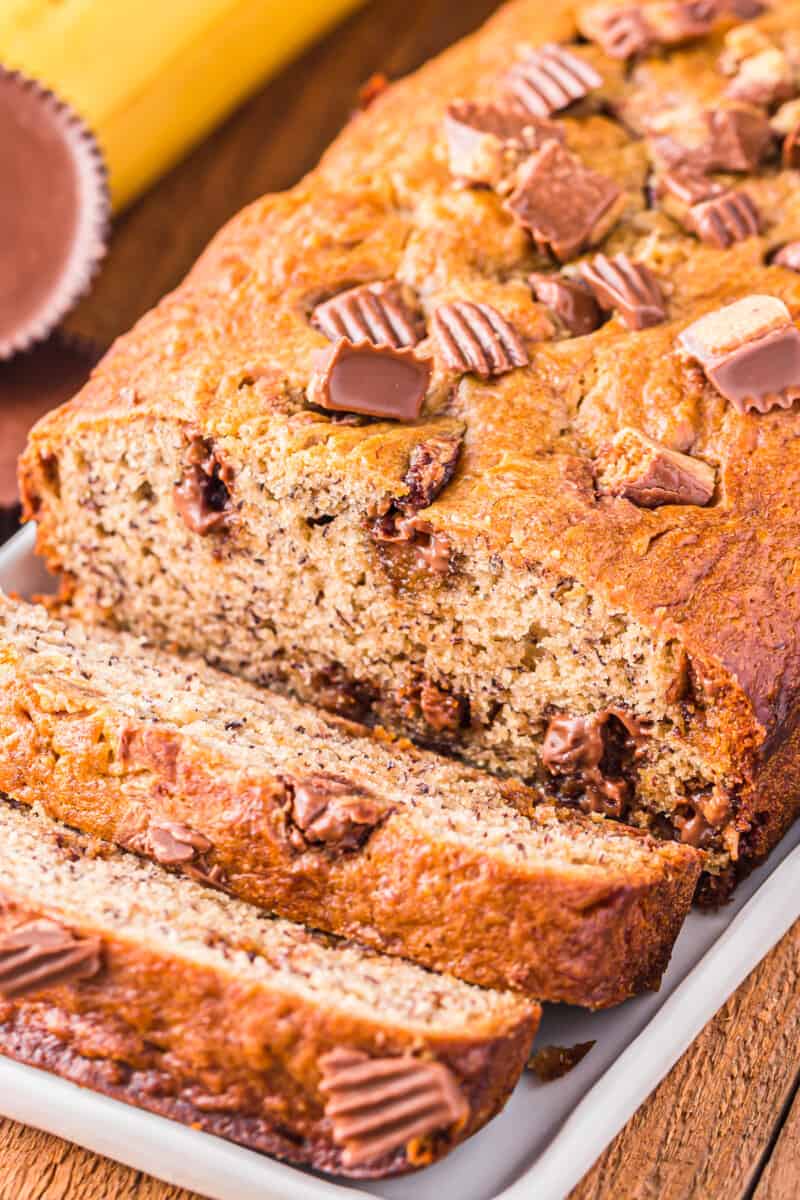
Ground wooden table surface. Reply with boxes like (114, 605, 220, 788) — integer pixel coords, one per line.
(2, 1, 800, 1196)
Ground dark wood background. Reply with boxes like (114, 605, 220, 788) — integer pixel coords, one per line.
(2, 1, 800, 1196)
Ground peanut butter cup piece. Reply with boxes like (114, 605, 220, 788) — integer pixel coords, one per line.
(582, 0, 746, 55)
(504, 44, 602, 118)
(507, 141, 624, 262)
(288, 775, 391, 851)
(0, 918, 102, 998)
(580, 254, 666, 330)
(687, 189, 761, 248)
(432, 301, 528, 377)
(725, 45, 795, 106)
(174, 436, 234, 535)
(308, 339, 431, 420)
(529, 273, 603, 337)
(148, 820, 213, 865)
(401, 431, 462, 511)
(581, 6, 654, 58)
(781, 118, 800, 168)
(679, 295, 800, 413)
(660, 169, 723, 207)
(319, 1049, 468, 1168)
(596, 428, 716, 507)
(444, 100, 563, 190)
(774, 241, 800, 272)
(0, 68, 109, 359)
(704, 107, 774, 172)
(312, 281, 424, 350)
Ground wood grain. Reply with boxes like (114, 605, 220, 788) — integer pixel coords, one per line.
(0, 1118, 196, 1200)
(570, 920, 800, 1200)
(3, 0, 800, 1198)
(754, 1082, 800, 1200)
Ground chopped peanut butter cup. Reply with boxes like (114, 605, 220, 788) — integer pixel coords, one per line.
(596, 428, 716, 507)
(529, 273, 603, 337)
(581, 254, 666, 330)
(312, 281, 424, 350)
(679, 295, 800, 413)
(687, 189, 761, 248)
(585, 6, 654, 59)
(774, 242, 800, 272)
(319, 1049, 468, 1168)
(581, 0, 750, 56)
(432, 301, 528, 377)
(507, 140, 624, 261)
(504, 44, 601, 118)
(444, 100, 563, 189)
(0, 68, 109, 360)
(0, 918, 102, 998)
(308, 339, 431, 420)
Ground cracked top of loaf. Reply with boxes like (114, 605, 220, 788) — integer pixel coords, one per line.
(24, 0, 800, 742)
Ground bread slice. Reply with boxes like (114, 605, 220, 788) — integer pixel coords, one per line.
(0, 595, 701, 1008)
(0, 799, 536, 1178)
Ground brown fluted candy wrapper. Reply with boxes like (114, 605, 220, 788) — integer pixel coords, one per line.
(0, 67, 110, 360)
(0, 330, 102, 539)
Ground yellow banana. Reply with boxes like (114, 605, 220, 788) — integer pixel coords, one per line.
(0, 0, 365, 210)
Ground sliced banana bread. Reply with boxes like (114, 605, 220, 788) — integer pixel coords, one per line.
(19, 0, 800, 901)
(0, 595, 701, 1008)
(0, 799, 536, 1178)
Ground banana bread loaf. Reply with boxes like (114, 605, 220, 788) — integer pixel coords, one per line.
(0, 798, 537, 1178)
(0, 594, 701, 1007)
(20, 0, 800, 899)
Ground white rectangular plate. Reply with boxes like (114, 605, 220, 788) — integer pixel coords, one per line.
(2, 523, 799, 1200)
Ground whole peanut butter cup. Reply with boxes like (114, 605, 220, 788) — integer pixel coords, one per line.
(0, 67, 110, 360)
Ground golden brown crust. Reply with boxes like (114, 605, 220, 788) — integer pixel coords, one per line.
(0, 620, 701, 1008)
(19, 1, 800, 882)
(0, 873, 535, 1178)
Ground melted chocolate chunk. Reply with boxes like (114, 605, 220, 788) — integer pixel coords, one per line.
(529, 274, 603, 337)
(148, 820, 213, 866)
(173, 436, 234, 536)
(0, 919, 102, 998)
(580, 254, 666, 330)
(312, 281, 424, 350)
(444, 100, 563, 189)
(373, 511, 453, 577)
(679, 295, 800, 413)
(432, 302, 528, 378)
(396, 675, 469, 734)
(310, 662, 376, 721)
(673, 799, 717, 848)
(308, 339, 431, 421)
(402, 431, 462, 512)
(596, 428, 716, 507)
(507, 140, 623, 262)
(687, 189, 761, 248)
(287, 775, 391, 852)
(542, 708, 648, 819)
(319, 1049, 468, 1168)
(504, 44, 602, 118)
